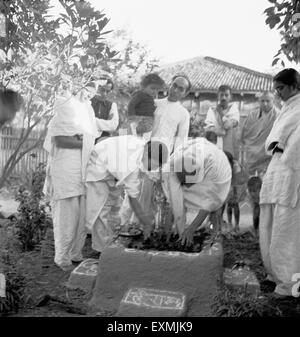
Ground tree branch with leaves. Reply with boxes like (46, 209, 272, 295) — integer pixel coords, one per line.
(0, 0, 118, 188)
(264, 0, 300, 65)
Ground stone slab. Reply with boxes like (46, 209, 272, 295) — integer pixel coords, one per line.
(89, 240, 223, 317)
(117, 288, 186, 317)
(223, 267, 260, 295)
(67, 258, 99, 292)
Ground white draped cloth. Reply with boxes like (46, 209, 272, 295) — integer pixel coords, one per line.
(85, 135, 146, 252)
(204, 102, 240, 157)
(43, 93, 99, 200)
(260, 92, 300, 296)
(43, 93, 98, 268)
(164, 138, 232, 235)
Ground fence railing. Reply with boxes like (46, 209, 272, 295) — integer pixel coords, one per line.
(0, 128, 247, 181)
(0, 131, 48, 178)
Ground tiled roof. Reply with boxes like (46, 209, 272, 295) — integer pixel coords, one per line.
(159, 56, 274, 94)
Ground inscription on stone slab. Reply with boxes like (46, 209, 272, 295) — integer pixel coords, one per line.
(73, 259, 99, 276)
(122, 288, 185, 310)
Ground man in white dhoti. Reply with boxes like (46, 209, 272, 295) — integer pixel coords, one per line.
(204, 85, 240, 159)
(43, 82, 99, 271)
(84, 135, 168, 253)
(165, 137, 232, 246)
(260, 68, 300, 297)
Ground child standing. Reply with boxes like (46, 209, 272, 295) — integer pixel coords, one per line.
(224, 152, 249, 232)
(127, 73, 165, 140)
(247, 175, 262, 236)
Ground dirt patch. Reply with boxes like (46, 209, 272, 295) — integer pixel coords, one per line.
(219, 231, 300, 317)
(125, 231, 212, 253)
(0, 220, 101, 317)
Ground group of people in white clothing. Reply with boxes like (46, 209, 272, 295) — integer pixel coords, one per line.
(41, 67, 300, 299)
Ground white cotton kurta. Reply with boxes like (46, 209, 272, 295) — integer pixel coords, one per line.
(43, 93, 98, 268)
(260, 93, 300, 296)
(151, 97, 190, 154)
(165, 138, 232, 235)
(85, 135, 146, 252)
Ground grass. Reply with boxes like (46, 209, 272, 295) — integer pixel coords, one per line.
(0, 223, 27, 316)
(213, 230, 300, 317)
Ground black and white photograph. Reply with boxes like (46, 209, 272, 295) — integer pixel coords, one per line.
(0, 0, 300, 324)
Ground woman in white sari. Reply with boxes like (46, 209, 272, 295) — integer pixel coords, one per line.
(260, 68, 300, 297)
(43, 82, 99, 271)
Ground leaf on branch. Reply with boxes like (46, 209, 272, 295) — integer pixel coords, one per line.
(80, 55, 89, 68)
(272, 57, 280, 66)
(100, 30, 113, 36)
(266, 15, 281, 29)
(97, 18, 109, 31)
(277, 15, 291, 30)
(264, 6, 275, 16)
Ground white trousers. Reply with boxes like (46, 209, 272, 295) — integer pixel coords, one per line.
(85, 181, 116, 252)
(260, 203, 300, 296)
(51, 195, 86, 268)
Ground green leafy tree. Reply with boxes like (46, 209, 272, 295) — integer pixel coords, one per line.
(264, 0, 300, 65)
(0, 0, 59, 57)
(0, 0, 117, 188)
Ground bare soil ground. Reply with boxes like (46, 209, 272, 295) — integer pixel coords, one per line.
(1, 216, 300, 317)
(0, 219, 104, 317)
(221, 231, 300, 317)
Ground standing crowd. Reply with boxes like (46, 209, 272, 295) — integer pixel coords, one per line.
(1, 67, 300, 299)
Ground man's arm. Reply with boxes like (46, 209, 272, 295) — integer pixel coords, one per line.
(174, 112, 190, 151)
(54, 135, 82, 149)
(95, 102, 119, 132)
(121, 169, 154, 232)
(204, 108, 225, 136)
(128, 196, 154, 229)
(223, 118, 238, 130)
(180, 209, 210, 246)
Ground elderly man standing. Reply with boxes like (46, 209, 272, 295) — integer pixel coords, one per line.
(240, 91, 278, 176)
(165, 137, 232, 246)
(204, 85, 240, 159)
(120, 74, 191, 233)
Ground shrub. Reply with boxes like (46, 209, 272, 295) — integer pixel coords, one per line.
(13, 163, 52, 251)
(0, 270, 26, 315)
(0, 247, 26, 316)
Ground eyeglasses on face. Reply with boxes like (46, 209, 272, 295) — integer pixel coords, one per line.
(274, 84, 286, 93)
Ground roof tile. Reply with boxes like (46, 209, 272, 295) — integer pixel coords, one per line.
(159, 56, 273, 93)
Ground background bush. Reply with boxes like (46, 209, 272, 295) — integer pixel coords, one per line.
(13, 163, 52, 251)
